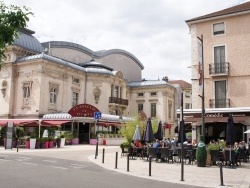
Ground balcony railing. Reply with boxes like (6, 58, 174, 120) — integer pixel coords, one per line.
(209, 98, 230, 108)
(209, 62, 229, 76)
(109, 97, 129, 106)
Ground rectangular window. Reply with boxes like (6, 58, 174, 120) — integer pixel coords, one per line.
(23, 83, 31, 98)
(150, 92, 157, 96)
(115, 86, 119, 98)
(168, 100, 172, 119)
(213, 23, 224, 35)
(138, 104, 143, 113)
(22, 82, 32, 107)
(215, 80, 226, 108)
(138, 93, 144, 97)
(72, 92, 78, 107)
(73, 77, 80, 84)
(214, 46, 226, 74)
(185, 103, 192, 109)
(49, 85, 58, 104)
(151, 103, 156, 117)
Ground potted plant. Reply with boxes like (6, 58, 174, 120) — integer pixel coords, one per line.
(56, 137, 61, 148)
(120, 141, 130, 157)
(196, 135, 207, 167)
(25, 137, 30, 149)
(89, 133, 97, 145)
(43, 137, 49, 149)
(30, 133, 37, 149)
(48, 137, 54, 148)
(35, 137, 41, 149)
(60, 134, 65, 147)
(72, 132, 79, 145)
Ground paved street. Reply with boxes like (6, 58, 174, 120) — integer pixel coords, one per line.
(0, 146, 201, 188)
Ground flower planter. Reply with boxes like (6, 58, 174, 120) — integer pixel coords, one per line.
(72, 138, 79, 145)
(25, 141, 30, 149)
(44, 141, 49, 149)
(60, 138, 65, 148)
(48, 141, 53, 148)
(57, 141, 61, 148)
(30, 138, 36, 149)
(89, 138, 97, 145)
(36, 142, 40, 149)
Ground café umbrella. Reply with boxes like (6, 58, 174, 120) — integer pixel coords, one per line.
(154, 121, 163, 140)
(144, 118, 155, 143)
(226, 114, 235, 162)
(133, 125, 141, 141)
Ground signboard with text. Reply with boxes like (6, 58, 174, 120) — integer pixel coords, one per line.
(68, 104, 101, 118)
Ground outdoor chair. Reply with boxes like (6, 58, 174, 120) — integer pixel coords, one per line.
(224, 149, 237, 166)
(177, 148, 187, 164)
(148, 147, 159, 161)
(160, 148, 173, 163)
(239, 149, 247, 163)
(210, 150, 221, 166)
(121, 147, 129, 157)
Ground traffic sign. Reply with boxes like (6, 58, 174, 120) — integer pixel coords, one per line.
(94, 112, 102, 119)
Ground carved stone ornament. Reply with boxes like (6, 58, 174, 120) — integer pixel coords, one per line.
(93, 87, 101, 104)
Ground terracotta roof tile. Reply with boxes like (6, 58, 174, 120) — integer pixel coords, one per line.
(186, 1, 250, 23)
(168, 80, 191, 89)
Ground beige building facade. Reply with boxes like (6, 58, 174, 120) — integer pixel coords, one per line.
(0, 28, 187, 142)
(186, 2, 250, 143)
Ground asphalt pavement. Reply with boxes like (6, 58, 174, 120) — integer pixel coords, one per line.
(1, 145, 250, 188)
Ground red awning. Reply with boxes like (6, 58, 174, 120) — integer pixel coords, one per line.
(0, 119, 38, 127)
(41, 120, 71, 126)
(183, 116, 247, 123)
(97, 121, 122, 127)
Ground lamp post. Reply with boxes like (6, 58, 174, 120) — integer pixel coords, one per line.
(197, 35, 205, 142)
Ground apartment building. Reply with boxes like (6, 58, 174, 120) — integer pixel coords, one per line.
(185, 2, 250, 143)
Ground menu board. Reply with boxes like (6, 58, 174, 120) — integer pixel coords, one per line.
(5, 122, 14, 149)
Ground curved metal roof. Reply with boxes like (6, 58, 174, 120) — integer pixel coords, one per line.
(128, 80, 175, 88)
(42, 41, 144, 70)
(14, 28, 44, 53)
(16, 53, 86, 72)
(79, 59, 113, 71)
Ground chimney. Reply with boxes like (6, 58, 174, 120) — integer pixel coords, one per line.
(162, 76, 169, 82)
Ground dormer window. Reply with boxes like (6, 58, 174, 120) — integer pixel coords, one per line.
(213, 23, 225, 35)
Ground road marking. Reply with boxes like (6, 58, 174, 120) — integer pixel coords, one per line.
(16, 157, 31, 161)
(70, 164, 87, 169)
(50, 166, 68, 170)
(43, 160, 57, 163)
(0, 159, 11, 162)
(22, 162, 37, 166)
(19, 157, 31, 159)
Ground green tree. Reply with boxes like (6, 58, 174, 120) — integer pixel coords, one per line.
(120, 114, 158, 143)
(0, 1, 33, 69)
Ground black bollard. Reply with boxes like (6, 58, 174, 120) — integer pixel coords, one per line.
(149, 157, 152, 176)
(115, 152, 118, 169)
(95, 141, 98, 159)
(219, 162, 224, 186)
(102, 148, 105, 163)
(17, 139, 19, 152)
(127, 154, 130, 172)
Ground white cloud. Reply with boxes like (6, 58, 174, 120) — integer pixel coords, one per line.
(5, 0, 250, 82)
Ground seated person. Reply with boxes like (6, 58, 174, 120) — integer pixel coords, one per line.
(153, 139, 161, 160)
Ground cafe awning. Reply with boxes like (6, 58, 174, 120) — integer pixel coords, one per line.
(41, 120, 72, 126)
(0, 119, 38, 127)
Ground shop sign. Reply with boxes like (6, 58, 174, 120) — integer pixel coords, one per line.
(68, 104, 100, 117)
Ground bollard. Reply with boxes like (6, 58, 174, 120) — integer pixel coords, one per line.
(219, 162, 224, 186)
(115, 152, 118, 169)
(102, 148, 105, 163)
(127, 154, 130, 172)
(17, 139, 19, 152)
(95, 141, 98, 159)
(149, 157, 152, 176)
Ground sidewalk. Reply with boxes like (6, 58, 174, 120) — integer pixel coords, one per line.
(1, 145, 250, 188)
(88, 146, 250, 188)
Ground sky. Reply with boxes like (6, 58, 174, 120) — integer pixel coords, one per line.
(4, 0, 250, 82)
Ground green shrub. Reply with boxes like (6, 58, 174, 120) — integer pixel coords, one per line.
(196, 135, 207, 167)
(120, 141, 130, 149)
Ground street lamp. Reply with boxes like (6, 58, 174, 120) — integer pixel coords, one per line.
(197, 35, 205, 142)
